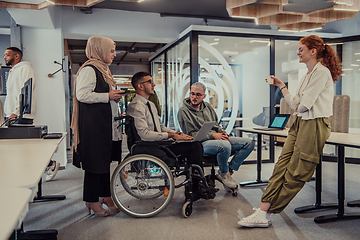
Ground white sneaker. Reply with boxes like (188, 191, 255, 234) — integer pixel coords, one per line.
(238, 208, 271, 228)
(46, 161, 60, 182)
(217, 169, 237, 189)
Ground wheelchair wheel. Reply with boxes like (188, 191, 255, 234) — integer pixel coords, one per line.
(182, 201, 192, 218)
(111, 154, 175, 218)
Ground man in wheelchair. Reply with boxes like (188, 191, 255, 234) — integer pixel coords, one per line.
(126, 72, 218, 202)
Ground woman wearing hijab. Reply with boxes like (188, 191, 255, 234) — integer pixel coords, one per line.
(71, 36, 123, 217)
(238, 35, 342, 227)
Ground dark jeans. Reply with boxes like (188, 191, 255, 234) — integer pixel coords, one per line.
(83, 171, 111, 202)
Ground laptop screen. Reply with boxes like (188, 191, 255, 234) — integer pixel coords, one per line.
(269, 114, 290, 129)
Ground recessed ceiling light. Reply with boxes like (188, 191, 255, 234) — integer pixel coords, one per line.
(299, 27, 323, 32)
(351, 64, 359, 67)
(284, 42, 290, 45)
(250, 40, 269, 43)
(231, 16, 258, 24)
(278, 29, 299, 32)
(335, 1, 351, 5)
(214, 38, 220, 41)
(209, 42, 219, 46)
(334, 8, 359, 12)
(342, 68, 353, 71)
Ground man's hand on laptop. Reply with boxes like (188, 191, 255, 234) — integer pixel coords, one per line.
(212, 132, 230, 141)
(168, 132, 194, 141)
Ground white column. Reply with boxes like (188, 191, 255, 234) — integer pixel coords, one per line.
(21, 27, 67, 166)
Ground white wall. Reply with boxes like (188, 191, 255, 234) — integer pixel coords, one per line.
(21, 27, 67, 166)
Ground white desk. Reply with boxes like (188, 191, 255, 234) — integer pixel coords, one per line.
(0, 138, 63, 191)
(0, 134, 66, 239)
(0, 188, 32, 240)
(237, 127, 360, 223)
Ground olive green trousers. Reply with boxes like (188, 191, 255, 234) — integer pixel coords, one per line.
(261, 116, 331, 214)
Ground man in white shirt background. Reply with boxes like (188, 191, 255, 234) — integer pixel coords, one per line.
(3, 47, 60, 181)
(3, 47, 35, 123)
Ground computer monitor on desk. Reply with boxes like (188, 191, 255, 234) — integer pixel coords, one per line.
(9, 78, 33, 126)
(20, 78, 32, 117)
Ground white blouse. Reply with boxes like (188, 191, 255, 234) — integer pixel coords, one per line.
(284, 62, 334, 120)
(76, 66, 122, 141)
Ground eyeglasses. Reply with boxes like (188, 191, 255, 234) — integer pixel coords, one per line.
(190, 92, 204, 97)
(140, 79, 154, 85)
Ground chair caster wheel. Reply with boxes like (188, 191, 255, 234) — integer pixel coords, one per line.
(232, 191, 238, 196)
(182, 201, 192, 218)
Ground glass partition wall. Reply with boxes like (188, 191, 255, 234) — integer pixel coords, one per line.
(339, 40, 360, 159)
(198, 36, 270, 134)
(151, 54, 166, 122)
(167, 37, 190, 130)
(150, 30, 360, 163)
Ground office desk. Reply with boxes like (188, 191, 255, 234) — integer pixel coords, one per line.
(0, 135, 66, 239)
(237, 128, 360, 223)
(0, 135, 65, 190)
(236, 127, 288, 186)
(0, 188, 32, 240)
(313, 132, 360, 223)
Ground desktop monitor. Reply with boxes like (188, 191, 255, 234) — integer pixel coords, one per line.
(19, 78, 33, 119)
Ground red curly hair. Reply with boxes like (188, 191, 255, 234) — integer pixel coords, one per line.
(300, 35, 342, 83)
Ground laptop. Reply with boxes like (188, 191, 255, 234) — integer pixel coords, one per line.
(253, 114, 290, 131)
(177, 121, 216, 142)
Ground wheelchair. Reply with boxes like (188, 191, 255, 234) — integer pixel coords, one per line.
(110, 116, 215, 218)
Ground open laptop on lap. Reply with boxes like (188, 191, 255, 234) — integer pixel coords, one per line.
(177, 121, 216, 142)
(253, 114, 290, 131)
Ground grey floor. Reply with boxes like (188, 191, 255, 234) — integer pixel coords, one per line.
(23, 145, 360, 240)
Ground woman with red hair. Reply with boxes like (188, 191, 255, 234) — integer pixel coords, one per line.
(238, 35, 342, 228)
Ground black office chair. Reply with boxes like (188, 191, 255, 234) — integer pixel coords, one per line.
(203, 153, 238, 196)
(110, 116, 215, 218)
(251, 107, 270, 150)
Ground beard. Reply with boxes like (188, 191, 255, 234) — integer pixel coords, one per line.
(5, 58, 14, 66)
(190, 100, 201, 107)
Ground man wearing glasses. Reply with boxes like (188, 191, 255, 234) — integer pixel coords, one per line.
(126, 72, 217, 199)
(178, 82, 254, 191)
